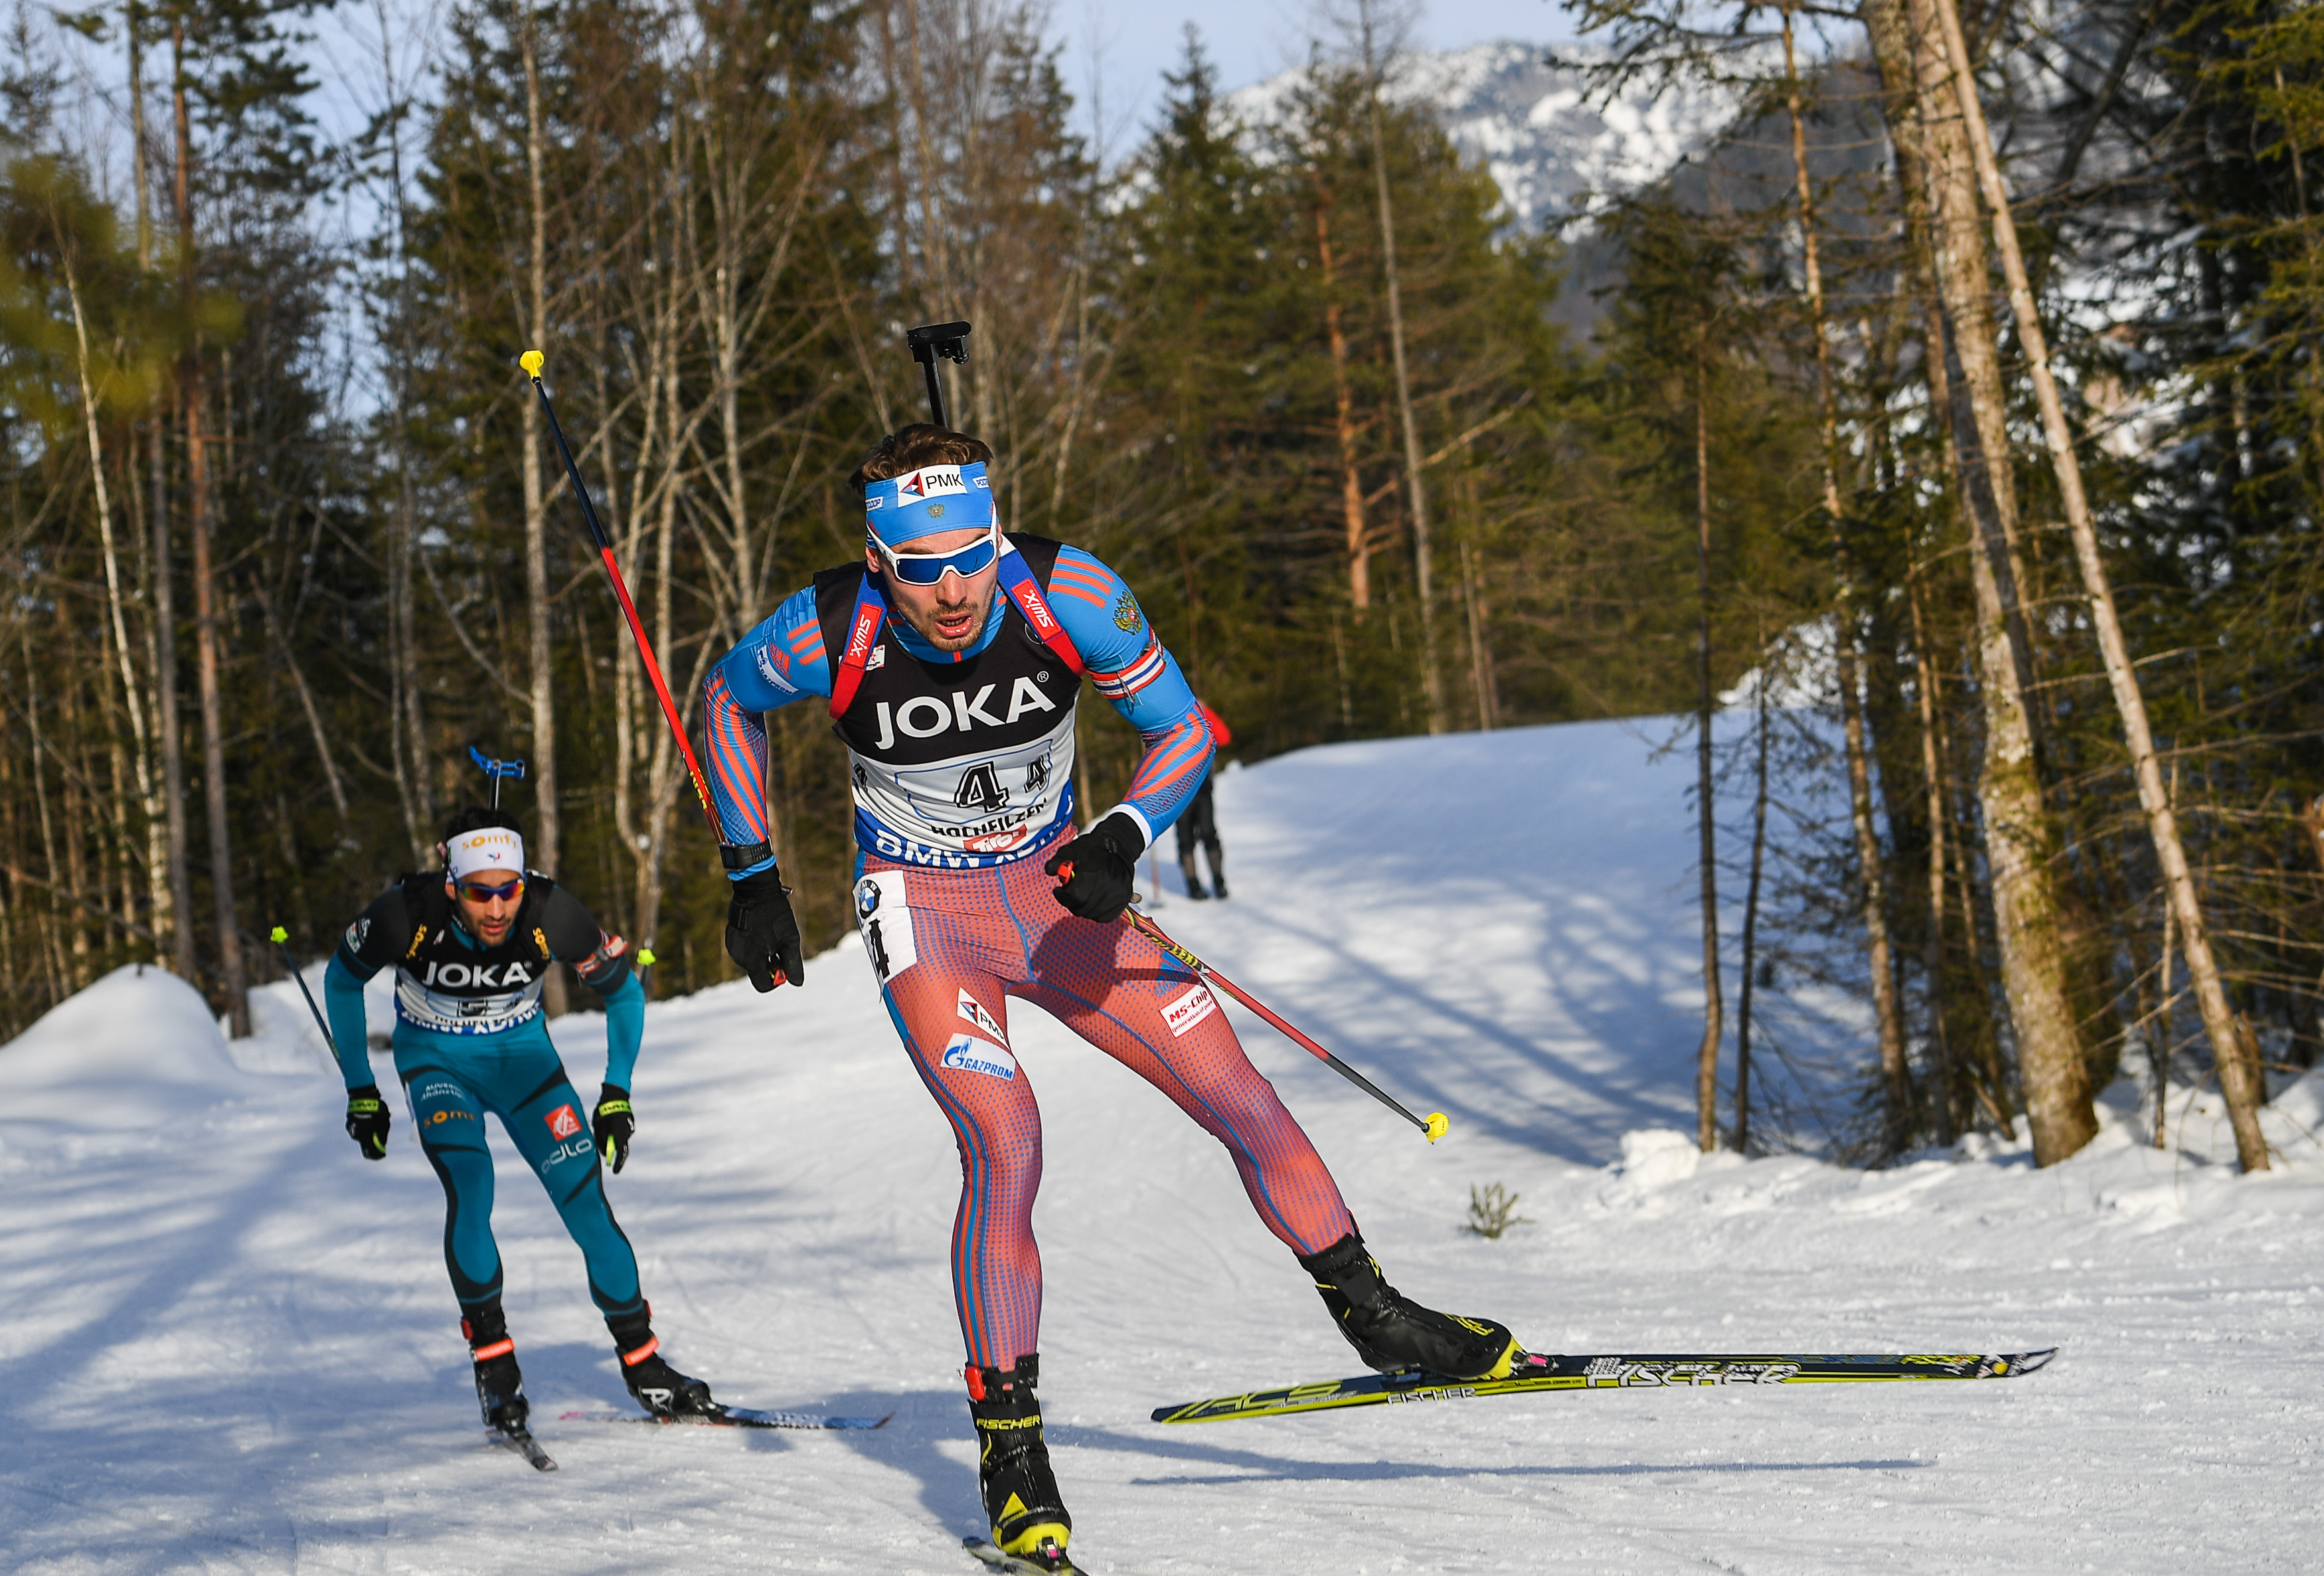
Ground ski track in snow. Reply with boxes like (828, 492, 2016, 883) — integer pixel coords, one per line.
(4, 717, 2322, 1573)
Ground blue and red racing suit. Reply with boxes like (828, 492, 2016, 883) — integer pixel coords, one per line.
(701, 535, 1357, 1369)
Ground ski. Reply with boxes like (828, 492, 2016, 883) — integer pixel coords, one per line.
(557, 1403, 892, 1431)
(488, 1424, 558, 1470)
(964, 1535, 1086, 1575)
(1151, 1346, 2058, 1424)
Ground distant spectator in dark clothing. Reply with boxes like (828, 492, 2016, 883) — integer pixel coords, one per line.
(1178, 701, 1230, 900)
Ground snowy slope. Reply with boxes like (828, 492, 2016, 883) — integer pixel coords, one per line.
(7, 717, 2324, 1573)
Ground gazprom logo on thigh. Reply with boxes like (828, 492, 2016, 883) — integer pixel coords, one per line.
(941, 1032, 1017, 1081)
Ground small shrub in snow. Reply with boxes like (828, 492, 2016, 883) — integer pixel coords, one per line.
(1464, 1182, 1531, 1239)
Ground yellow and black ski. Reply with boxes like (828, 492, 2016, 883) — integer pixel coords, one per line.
(1151, 1347, 2057, 1424)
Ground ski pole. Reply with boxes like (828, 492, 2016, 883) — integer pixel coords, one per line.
(270, 925, 339, 1060)
(520, 351, 717, 831)
(1123, 909, 1450, 1144)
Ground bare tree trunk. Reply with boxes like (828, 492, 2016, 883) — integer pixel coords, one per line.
(1865, 0, 2094, 1163)
(2155, 808, 2176, 1150)
(1735, 634, 1770, 1154)
(117, 17, 165, 961)
(1357, 0, 1444, 731)
(177, 25, 247, 1037)
(520, 9, 566, 1017)
(1930, 0, 2268, 1170)
(1313, 181, 1371, 611)
(1459, 529, 1497, 730)
(187, 391, 245, 1033)
(149, 392, 191, 977)
(1694, 337, 1724, 1152)
(53, 615, 93, 978)
(20, 618, 67, 993)
(148, 25, 191, 979)
(129, 0, 151, 268)
(1782, 11, 1910, 1151)
(60, 258, 165, 947)
(379, 0, 432, 863)
(1906, 568, 1957, 1145)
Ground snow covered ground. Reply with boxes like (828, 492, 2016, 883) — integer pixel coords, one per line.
(5, 717, 2323, 1573)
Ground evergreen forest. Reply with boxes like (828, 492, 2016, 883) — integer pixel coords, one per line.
(1, 0, 2320, 1170)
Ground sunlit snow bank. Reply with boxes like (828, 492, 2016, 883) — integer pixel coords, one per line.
(5, 718, 2323, 1574)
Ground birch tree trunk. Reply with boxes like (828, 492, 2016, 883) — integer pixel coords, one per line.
(60, 258, 165, 949)
(1928, 0, 2269, 1171)
(1864, 0, 2095, 1163)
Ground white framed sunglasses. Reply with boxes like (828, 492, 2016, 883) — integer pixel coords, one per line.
(871, 521, 1001, 586)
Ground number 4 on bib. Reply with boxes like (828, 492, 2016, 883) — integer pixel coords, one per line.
(955, 762, 1008, 813)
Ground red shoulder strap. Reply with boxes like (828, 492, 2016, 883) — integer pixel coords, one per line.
(996, 544, 1084, 677)
(827, 580, 888, 720)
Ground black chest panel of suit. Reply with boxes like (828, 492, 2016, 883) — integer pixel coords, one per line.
(387, 873, 560, 1035)
(810, 535, 1082, 861)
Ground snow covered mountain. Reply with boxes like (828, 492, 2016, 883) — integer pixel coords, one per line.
(5, 719, 2321, 1572)
(1226, 41, 1743, 233)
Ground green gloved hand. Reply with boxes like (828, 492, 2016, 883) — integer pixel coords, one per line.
(346, 1085, 390, 1160)
(594, 1085, 635, 1174)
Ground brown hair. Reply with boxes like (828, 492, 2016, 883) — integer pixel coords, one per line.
(849, 424, 994, 493)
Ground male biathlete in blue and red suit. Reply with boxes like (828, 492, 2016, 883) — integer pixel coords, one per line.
(701, 424, 1515, 1574)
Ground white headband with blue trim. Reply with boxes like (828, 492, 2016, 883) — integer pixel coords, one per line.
(864, 460, 996, 546)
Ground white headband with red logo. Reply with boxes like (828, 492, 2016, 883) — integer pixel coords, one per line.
(446, 827, 525, 881)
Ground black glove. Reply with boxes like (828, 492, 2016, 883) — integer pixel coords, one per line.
(1044, 812, 1145, 924)
(594, 1085, 635, 1174)
(725, 865, 804, 992)
(346, 1085, 390, 1160)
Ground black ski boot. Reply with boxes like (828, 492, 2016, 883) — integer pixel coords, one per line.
(968, 1356, 1074, 1573)
(463, 1301, 529, 1433)
(1299, 1232, 1518, 1379)
(608, 1306, 717, 1419)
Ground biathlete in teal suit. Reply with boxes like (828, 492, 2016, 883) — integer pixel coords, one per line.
(325, 805, 716, 1433)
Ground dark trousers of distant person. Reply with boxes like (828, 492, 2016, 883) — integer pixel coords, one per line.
(1175, 774, 1226, 900)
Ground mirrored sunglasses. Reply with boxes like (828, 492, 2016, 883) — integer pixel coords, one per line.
(455, 876, 525, 904)
(873, 524, 999, 586)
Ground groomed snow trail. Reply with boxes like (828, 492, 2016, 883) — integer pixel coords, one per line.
(5, 719, 2321, 1574)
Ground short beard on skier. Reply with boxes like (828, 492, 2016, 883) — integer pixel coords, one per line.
(867, 525, 998, 651)
(448, 864, 521, 946)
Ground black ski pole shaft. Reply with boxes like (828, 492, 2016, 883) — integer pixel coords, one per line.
(270, 926, 336, 1057)
(920, 359, 946, 428)
(519, 351, 719, 831)
(1125, 909, 1449, 1144)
